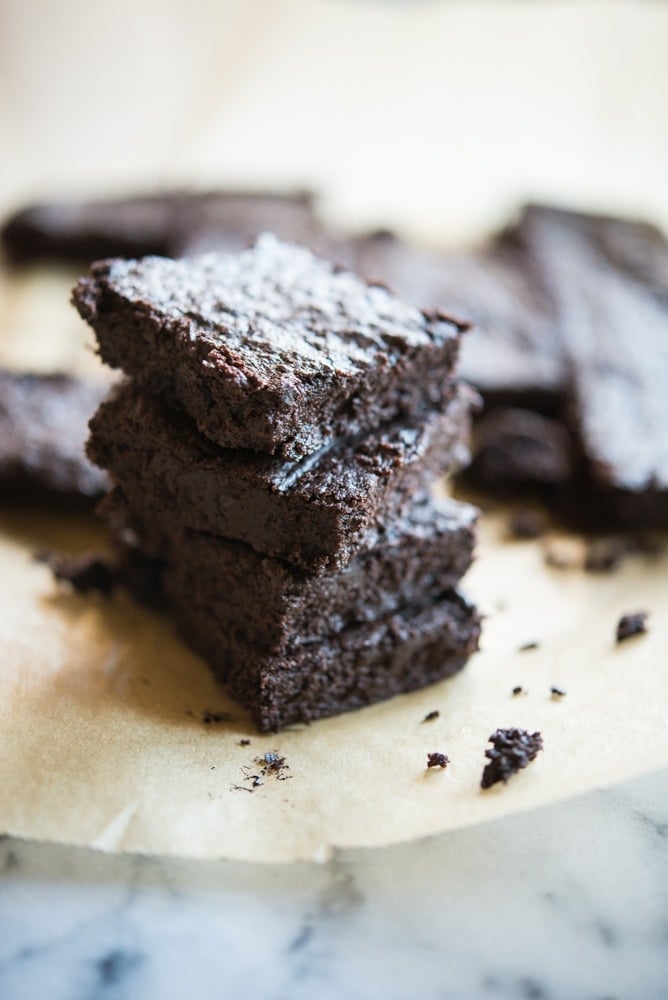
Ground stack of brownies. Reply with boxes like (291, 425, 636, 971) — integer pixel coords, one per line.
(74, 234, 480, 732)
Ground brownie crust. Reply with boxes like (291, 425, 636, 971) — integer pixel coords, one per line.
(73, 235, 465, 459)
(88, 381, 475, 572)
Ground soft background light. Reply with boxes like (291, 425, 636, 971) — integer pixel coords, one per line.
(1, 0, 666, 242)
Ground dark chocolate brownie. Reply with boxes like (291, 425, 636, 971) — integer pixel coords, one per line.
(172, 588, 481, 732)
(348, 229, 565, 407)
(88, 380, 475, 572)
(100, 488, 478, 651)
(514, 206, 668, 525)
(73, 235, 465, 459)
(0, 370, 109, 504)
(463, 407, 575, 495)
(517, 204, 668, 304)
(2, 190, 320, 265)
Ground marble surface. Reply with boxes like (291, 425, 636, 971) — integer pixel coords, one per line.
(1, 770, 667, 1000)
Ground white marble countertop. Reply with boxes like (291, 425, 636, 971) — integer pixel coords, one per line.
(2, 769, 667, 1000)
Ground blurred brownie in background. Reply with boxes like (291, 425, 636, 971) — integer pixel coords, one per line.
(0, 369, 109, 505)
(1, 189, 321, 265)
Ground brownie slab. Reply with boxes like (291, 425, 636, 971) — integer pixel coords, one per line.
(514, 206, 668, 525)
(0, 370, 109, 504)
(88, 380, 475, 572)
(347, 229, 566, 407)
(2, 190, 320, 266)
(172, 588, 481, 732)
(100, 488, 478, 652)
(73, 234, 465, 459)
(463, 407, 575, 495)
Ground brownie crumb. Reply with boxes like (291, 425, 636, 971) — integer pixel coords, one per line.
(481, 728, 543, 789)
(38, 550, 117, 596)
(550, 686, 566, 698)
(519, 641, 540, 652)
(259, 751, 289, 777)
(616, 612, 649, 643)
(426, 752, 450, 769)
(422, 710, 440, 723)
(203, 710, 235, 724)
(238, 739, 251, 747)
(512, 686, 524, 696)
(508, 508, 546, 540)
(235, 767, 264, 790)
(233, 752, 292, 792)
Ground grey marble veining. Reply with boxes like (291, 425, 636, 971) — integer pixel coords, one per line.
(2, 770, 667, 1000)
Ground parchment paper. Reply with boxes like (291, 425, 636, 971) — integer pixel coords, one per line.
(0, 481, 666, 862)
(1, 0, 667, 863)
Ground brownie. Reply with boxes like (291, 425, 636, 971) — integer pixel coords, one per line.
(0, 370, 109, 504)
(514, 206, 668, 525)
(348, 229, 565, 408)
(100, 488, 478, 652)
(88, 380, 475, 572)
(73, 235, 465, 459)
(172, 588, 481, 732)
(2, 190, 321, 266)
(517, 204, 668, 304)
(463, 406, 575, 495)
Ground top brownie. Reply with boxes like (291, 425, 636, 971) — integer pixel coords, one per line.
(73, 235, 465, 459)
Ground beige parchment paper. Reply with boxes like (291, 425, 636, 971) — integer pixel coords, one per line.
(0, 477, 666, 862)
(1, 0, 667, 863)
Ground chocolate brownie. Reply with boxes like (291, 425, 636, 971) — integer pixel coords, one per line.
(463, 407, 575, 495)
(172, 588, 481, 732)
(515, 206, 668, 525)
(517, 204, 668, 303)
(88, 380, 475, 572)
(73, 235, 465, 459)
(0, 370, 109, 504)
(2, 190, 320, 265)
(100, 488, 478, 651)
(348, 229, 565, 408)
